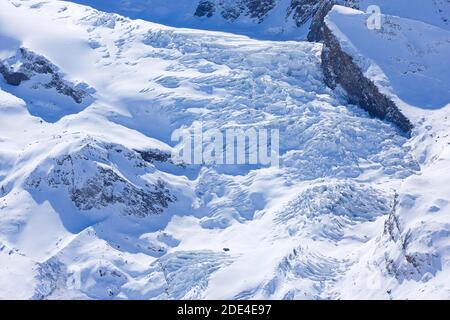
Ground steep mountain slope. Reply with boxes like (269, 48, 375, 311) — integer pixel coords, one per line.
(65, 0, 450, 40)
(0, 0, 448, 300)
(355, 0, 450, 31)
(322, 5, 450, 299)
(323, 6, 450, 115)
(65, 0, 314, 39)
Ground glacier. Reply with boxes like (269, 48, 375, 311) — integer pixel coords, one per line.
(0, 0, 449, 300)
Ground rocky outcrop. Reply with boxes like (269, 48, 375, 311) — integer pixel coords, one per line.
(0, 64, 29, 86)
(194, 0, 216, 18)
(135, 149, 172, 164)
(194, 0, 278, 23)
(0, 48, 92, 104)
(26, 140, 176, 217)
(304, 0, 362, 42)
(306, 0, 336, 41)
(321, 23, 413, 133)
(192, 1, 365, 37)
(246, 0, 277, 21)
(382, 194, 441, 281)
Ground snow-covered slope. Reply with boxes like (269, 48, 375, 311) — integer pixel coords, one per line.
(355, 0, 450, 32)
(64, 0, 315, 39)
(64, 0, 450, 40)
(324, 5, 450, 113)
(321, 5, 450, 298)
(0, 0, 448, 300)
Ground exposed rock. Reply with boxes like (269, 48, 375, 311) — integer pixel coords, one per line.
(321, 23, 413, 133)
(135, 149, 172, 164)
(307, 0, 336, 42)
(220, 2, 244, 21)
(194, 0, 277, 23)
(26, 140, 176, 217)
(0, 64, 29, 86)
(0, 48, 92, 104)
(246, 0, 277, 22)
(287, 0, 322, 27)
(276, 182, 393, 241)
(383, 195, 441, 281)
(383, 194, 402, 242)
(192, 1, 364, 36)
(303, 0, 361, 42)
(32, 258, 67, 300)
(70, 167, 174, 216)
(286, 0, 359, 34)
(194, 0, 216, 18)
(152, 250, 232, 299)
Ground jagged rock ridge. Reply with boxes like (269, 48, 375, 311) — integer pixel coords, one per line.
(26, 139, 176, 217)
(0, 48, 92, 104)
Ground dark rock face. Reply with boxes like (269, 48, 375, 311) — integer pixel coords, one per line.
(305, 0, 361, 42)
(321, 24, 413, 133)
(192, 1, 363, 36)
(0, 64, 29, 86)
(0, 48, 92, 104)
(194, 0, 216, 18)
(70, 167, 174, 216)
(26, 140, 176, 217)
(194, 0, 277, 23)
(307, 0, 336, 42)
(192, 0, 389, 44)
(288, 0, 322, 27)
(383, 195, 441, 281)
(246, 0, 277, 21)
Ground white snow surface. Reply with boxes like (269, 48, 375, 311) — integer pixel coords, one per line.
(355, 0, 450, 32)
(0, 0, 448, 300)
(325, 5, 450, 299)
